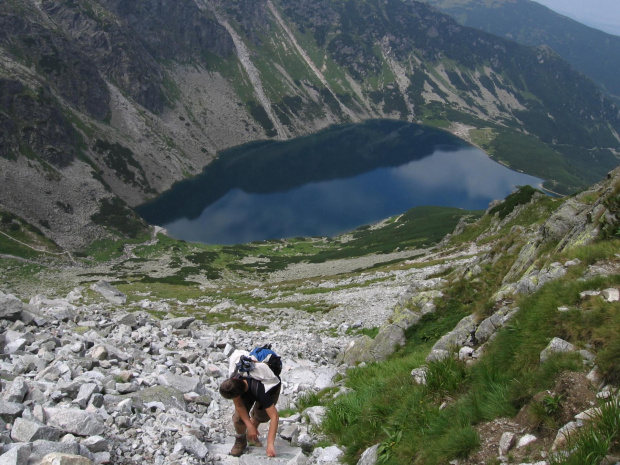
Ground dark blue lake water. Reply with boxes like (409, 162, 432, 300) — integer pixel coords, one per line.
(137, 120, 543, 245)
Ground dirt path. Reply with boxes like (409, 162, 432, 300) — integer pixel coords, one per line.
(0, 230, 76, 263)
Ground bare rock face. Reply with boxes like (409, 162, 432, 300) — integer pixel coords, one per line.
(0, 9, 110, 122)
(0, 80, 79, 168)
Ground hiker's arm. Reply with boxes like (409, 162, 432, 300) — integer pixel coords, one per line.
(265, 405, 279, 457)
(233, 397, 258, 440)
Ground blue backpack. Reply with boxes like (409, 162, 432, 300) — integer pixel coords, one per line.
(236, 344, 282, 377)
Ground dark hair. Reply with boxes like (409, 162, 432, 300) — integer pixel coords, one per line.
(219, 377, 246, 399)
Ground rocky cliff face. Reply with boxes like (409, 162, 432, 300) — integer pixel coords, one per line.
(0, 0, 618, 249)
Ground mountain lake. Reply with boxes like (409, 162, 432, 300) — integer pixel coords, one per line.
(137, 120, 543, 245)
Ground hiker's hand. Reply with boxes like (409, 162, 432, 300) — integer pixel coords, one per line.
(267, 443, 276, 457)
(246, 424, 258, 442)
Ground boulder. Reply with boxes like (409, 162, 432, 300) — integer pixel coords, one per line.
(498, 432, 516, 456)
(517, 434, 537, 448)
(11, 418, 61, 442)
(542, 198, 585, 242)
(411, 367, 428, 385)
(29, 441, 81, 464)
(40, 453, 92, 465)
(340, 336, 374, 365)
(0, 444, 31, 465)
(602, 288, 619, 302)
(80, 436, 109, 453)
(126, 385, 187, 412)
(3, 377, 29, 403)
(553, 421, 581, 451)
(178, 435, 209, 459)
(161, 317, 196, 330)
(0, 294, 23, 321)
(390, 307, 422, 329)
(312, 445, 343, 464)
(357, 444, 379, 465)
(280, 424, 299, 441)
(157, 372, 206, 395)
(425, 349, 450, 362)
(73, 384, 100, 409)
(89, 281, 126, 305)
(540, 337, 576, 363)
(303, 406, 327, 427)
(112, 313, 137, 328)
(370, 324, 405, 361)
(0, 400, 25, 422)
(426, 315, 476, 362)
(43, 408, 104, 436)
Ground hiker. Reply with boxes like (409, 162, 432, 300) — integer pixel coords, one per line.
(219, 348, 282, 457)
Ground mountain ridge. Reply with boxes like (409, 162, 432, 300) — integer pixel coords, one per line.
(422, 0, 620, 99)
(0, 0, 619, 250)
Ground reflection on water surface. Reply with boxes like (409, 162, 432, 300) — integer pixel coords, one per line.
(138, 120, 542, 245)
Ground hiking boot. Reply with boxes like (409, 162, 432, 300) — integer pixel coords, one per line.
(230, 435, 247, 456)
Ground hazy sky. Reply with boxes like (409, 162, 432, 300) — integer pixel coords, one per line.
(535, 0, 620, 35)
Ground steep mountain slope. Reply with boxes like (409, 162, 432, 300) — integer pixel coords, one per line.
(423, 0, 620, 99)
(0, 162, 618, 464)
(0, 0, 619, 250)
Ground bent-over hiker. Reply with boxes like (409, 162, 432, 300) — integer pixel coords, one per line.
(219, 349, 281, 457)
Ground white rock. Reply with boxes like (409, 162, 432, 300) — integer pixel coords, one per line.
(303, 406, 327, 427)
(40, 453, 91, 465)
(602, 288, 619, 302)
(580, 290, 601, 299)
(357, 444, 379, 465)
(540, 337, 575, 363)
(517, 434, 537, 448)
(553, 421, 581, 450)
(499, 431, 516, 455)
(575, 407, 600, 422)
(0, 444, 31, 465)
(458, 347, 474, 360)
(312, 445, 343, 464)
(411, 367, 428, 385)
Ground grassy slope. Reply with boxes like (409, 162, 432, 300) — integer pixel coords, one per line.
(317, 184, 620, 464)
(0, 204, 477, 305)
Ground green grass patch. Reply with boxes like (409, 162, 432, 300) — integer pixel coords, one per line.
(91, 197, 149, 239)
(489, 131, 584, 193)
(347, 327, 380, 339)
(0, 209, 62, 259)
(469, 128, 497, 154)
(0, 233, 49, 260)
(488, 185, 539, 219)
(308, 206, 481, 263)
(82, 235, 150, 262)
